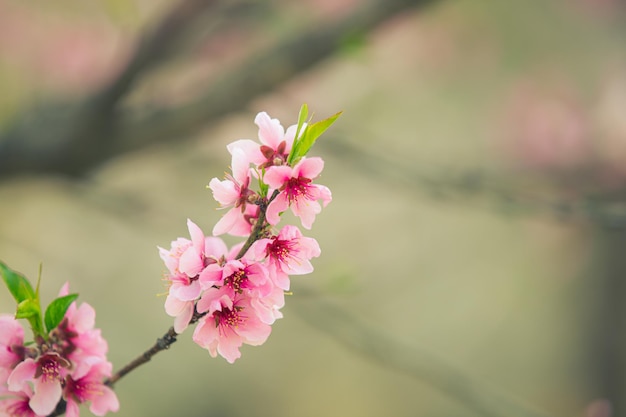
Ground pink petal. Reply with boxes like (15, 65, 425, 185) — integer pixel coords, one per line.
(293, 199, 321, 230)
(72, 303, 95, 333)
(204, 236, 228, 258)
(65, 398, 81, 417)
(317, 184, 332, 207)
(178, 246, 203, 277)
(89, 385, 120, 416)
(171, 280, 201, 301)
(164, 295, 188, 316)
(231, 147, 251, 185)
(173, 303, 194, 334)
(265, 193, 289, 226)
(216, 337, 243, 364)
(255, 111, 285, 149)
(58, 282, 71, 297)
(30, 379, 62, 416)
(208, 178, 238, 206)
(186, 219, 205, 255)
(296, 157, 324, 179)
(212, 208, 241, 236)
(263, 165, 292, 189)
(7, 358, 37, 391)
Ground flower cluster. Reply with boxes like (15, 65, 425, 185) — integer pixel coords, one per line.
(159, 107, 339, 363)
(0, 284, 119, 417)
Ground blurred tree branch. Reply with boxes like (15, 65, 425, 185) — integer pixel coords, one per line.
(0, 0, 435, 178)
(324, 139, 626, 230)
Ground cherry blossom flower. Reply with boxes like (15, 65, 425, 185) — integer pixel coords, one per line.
(209, 147, 258, 236)
(7, 355, 67, 416)
(1, 283, 118, 416)
(193, 289, 272, 363)
(64, 361, 119, 417)
(250, 225, 321, 290)
(159, 221, 228, 333)
(0, 314, 25, 370)
(227, 111, 300, 170)
(0, 384, 44, 417)
(264, 157, 332, 229)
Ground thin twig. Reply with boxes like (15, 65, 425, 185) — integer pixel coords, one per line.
(0, 0, 435, 178)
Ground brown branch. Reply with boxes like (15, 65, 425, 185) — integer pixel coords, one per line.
(0, 0, 256, 177)
(0, 0, 436, 179)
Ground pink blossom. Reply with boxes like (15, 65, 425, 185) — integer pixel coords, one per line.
(0, 384, 44, 417)
(264, 157, 332, 229)
(8, 356, 66, 416)
(0, 314, 25, 370)
(250, 225, 321, 290)
(199, 259, 271, 299)
(193, 291, 272, 363)
(209, 147, 258, 236)
(159, 219, 207, 278)
(64, 361, 119, 417)
(227, 111, 299, 169)
(159, 221, 228, 332)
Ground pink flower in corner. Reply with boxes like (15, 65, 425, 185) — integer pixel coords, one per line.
(0, 384, 43, 417)
(7, 355, 68, 416)
(0, 314, 25, 370)
(264, 157, 332, 229)
(64, 361, 119, 417)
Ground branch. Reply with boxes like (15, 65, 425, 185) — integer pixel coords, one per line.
(0, 0, 256, 177)
(323, 139, 626, 229)
(0, 0, 436, 178)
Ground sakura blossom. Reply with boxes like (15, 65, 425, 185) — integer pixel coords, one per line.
(264, 157, 332, 229)
(0, 284, 118, 417)
(158, 107, 337, 363)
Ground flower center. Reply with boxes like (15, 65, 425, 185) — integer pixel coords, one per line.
(285, 177, 312, 203)
(215, 306, 245, 330)
(36, 352, 69, 383)
(224, 270, 247, 294)
(268, 238, 296, 264)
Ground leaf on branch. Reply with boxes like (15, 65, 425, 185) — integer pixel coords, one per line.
(0, 261, 36, 304)
(288, 105, 342, 164)
(45, 293, 79, 333)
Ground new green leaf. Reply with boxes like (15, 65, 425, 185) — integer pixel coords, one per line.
(44, 293, 79, 333)
(288, 109, 342, 164)
(16, 298, 45, 337)
(0, 261, 35, 304)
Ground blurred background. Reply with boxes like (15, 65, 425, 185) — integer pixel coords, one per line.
(1, 0, 626, 416)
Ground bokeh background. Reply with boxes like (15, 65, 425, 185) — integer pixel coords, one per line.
(1, 0, 626, 416)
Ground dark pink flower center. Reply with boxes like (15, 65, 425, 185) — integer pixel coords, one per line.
(284, 177, 313, 203)
(36, 353, 69, 383)
(215, 306, 245, 331)
(259, 141, 288, 169)
(224, 270, 248, 294)
(268, 238, 297, 265)
(6, 397, 34, 417)
(65, 376, 101, 403)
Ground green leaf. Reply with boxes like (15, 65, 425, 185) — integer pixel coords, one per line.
(44, 293, 79, 333)
(288, 109, 342, 164)
(287, 104, 310, 165)
(0, 261, 35, 304)
(16, 298, 45, 337)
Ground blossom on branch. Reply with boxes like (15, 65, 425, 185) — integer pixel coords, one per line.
(159, 106, 339, 363)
